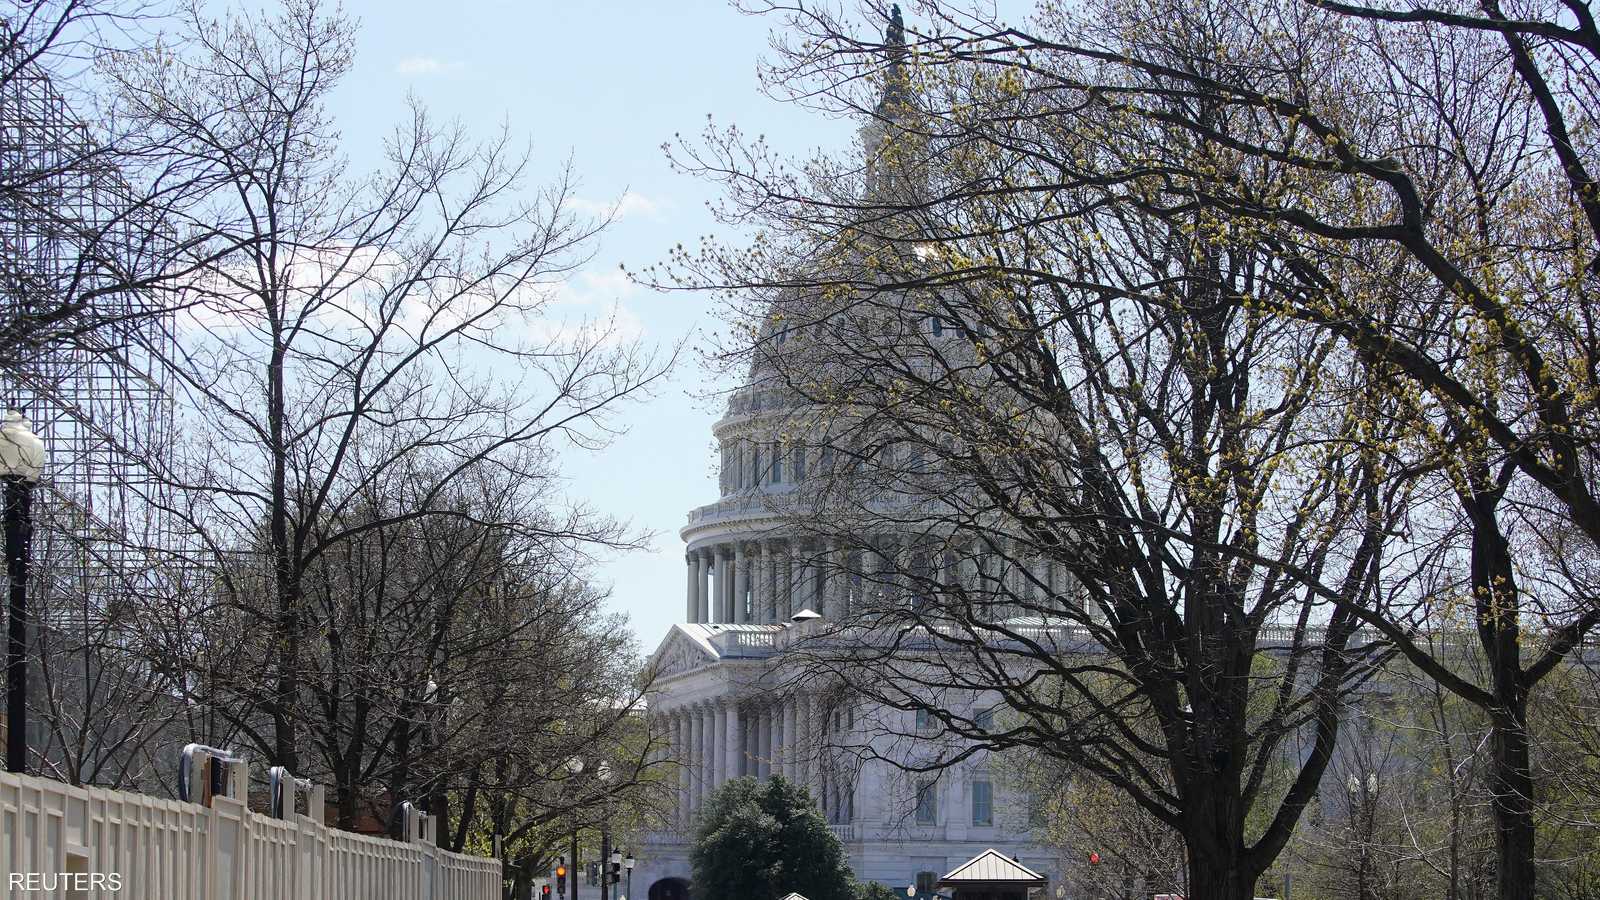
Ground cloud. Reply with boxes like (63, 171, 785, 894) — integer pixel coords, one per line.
(394, 57, 465, 76)
(527, 269, 646, 348)
(569, 191, 664, 222)
(556, 269, 638, 306)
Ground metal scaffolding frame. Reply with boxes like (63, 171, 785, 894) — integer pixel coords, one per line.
(0, 41, 175, 625)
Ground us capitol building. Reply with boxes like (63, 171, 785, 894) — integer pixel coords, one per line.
(630, 12, 1062, 899)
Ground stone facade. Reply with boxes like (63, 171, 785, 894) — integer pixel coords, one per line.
(632, 12, 1062, 898)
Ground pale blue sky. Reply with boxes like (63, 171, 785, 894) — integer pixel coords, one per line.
(321, 1, 859, 650)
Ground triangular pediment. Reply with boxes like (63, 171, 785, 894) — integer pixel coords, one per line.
(648, 624, 720, 679)
(940, 848, 1046, 885)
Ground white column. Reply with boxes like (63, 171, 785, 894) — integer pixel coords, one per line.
(772, 701, 785, 781)
(708, 702, 723, 794)
(690, 707, 705, 813)
(796, 694, 813, 792)
(717, 549, 730, 622)
(809, 694, 826, 795)
(816, 541, 832, 620)
(744, 713, 756, 778)
(782, 699, 798, 782)
(685, 555, 697, 623)
(695, 550, 710, 623)
(724, 701, 742, 784)
(827, 539, 846, 620)
(758, 706, 773, 779)
(781, 543, 795, 620)
(708, 551, 719, 622)
(796, 545, 814, 614)
(760, 541, 776, 623)
(675, 713, 689, 826)
(750, 541, 766, 624)
(733, 544, 749, 624)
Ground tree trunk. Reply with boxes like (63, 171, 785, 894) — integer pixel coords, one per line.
(268, 316, 301, 772)
(1182, 777, 1258, 900)
(336, 760, 360, 829)
(1490, 704, 1536, 900)
(1184, 846, 1257, 900)
(1467, 484, 1537, 900)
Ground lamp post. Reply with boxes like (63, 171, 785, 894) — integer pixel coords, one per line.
(1, 410, 46, 775)
(607, 848, 621, 900)
(622, 850, 634, 900)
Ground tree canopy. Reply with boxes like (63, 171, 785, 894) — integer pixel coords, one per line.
(691, 775, 857, 900)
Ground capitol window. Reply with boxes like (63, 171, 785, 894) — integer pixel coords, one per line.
(971, 778, 993, 826)
(914, 779, 938, 825)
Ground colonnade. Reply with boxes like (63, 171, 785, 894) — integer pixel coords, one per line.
(663, 692, 851, 828)
(684, 537, 1081, 625)
(684, 539, 848, 625)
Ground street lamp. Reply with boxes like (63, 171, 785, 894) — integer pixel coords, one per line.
(0, 410, 45, 775)
(622, 850, 634, 900)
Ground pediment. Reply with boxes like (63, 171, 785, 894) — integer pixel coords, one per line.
(648, 625, 719, 680)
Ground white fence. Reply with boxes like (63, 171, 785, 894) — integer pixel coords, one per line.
(0, 771, 501, 899)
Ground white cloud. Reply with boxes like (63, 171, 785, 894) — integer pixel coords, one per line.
(527, 269, 646, 347)
(394, 57, 464, 76)
(556, 269, 638, 306)
(569, 191, 664, 222)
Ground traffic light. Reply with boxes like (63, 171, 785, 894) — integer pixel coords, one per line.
(588, 861, 599, 886)
(555, 857, 567, 895)
(541, 887, 552, 899)
(609, 849, 622, 885)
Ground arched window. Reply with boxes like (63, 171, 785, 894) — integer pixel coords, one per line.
(771, 442, 782, 483)
(750, 444, 761, 487)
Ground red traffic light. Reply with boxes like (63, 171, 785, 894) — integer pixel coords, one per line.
(1089, 851, 1102, 865)
(541, 887, 552, 898)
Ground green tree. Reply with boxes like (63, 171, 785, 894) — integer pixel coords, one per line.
(691, 776, 855, 900)
(857, 883, 902, 900)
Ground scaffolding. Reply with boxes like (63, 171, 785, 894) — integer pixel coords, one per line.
(0, 40, 176, 625)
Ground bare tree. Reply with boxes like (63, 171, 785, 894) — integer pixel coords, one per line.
(649, 8, 1413, 899)
(94, 0, 673, 796)
(653, 1, 1600, 896)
